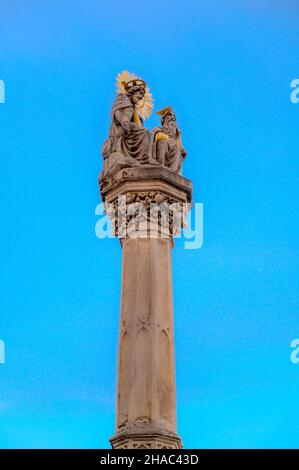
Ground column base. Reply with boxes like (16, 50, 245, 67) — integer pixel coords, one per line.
(110, 425, 182, 449)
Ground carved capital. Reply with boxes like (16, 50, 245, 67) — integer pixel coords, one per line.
(100, 167, 192, 241)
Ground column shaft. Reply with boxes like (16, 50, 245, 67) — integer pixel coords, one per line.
(111, 237, 181, 449)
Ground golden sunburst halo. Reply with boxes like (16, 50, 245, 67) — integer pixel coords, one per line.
(116, 70, 154, 120)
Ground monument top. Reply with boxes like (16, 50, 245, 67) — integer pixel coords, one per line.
(100, 70, 188, 189)
(99, 71, 193, 243)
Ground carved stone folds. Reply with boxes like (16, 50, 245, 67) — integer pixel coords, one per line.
(100, 166, 192, 241)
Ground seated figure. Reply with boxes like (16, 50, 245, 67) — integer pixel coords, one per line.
(101, 72, 154, 182)
(152, 106, 187, 174)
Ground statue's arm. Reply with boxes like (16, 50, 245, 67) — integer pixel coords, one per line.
(114, 107, 135, 134)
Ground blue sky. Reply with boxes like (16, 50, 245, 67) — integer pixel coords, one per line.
(0, 0, 299, 448)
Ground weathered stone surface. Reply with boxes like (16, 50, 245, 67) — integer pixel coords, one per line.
(100, 167, 192, 449)
(100, 166, 192, 241)
(110, 237, 179, 448)
(100, 166, 192, 202)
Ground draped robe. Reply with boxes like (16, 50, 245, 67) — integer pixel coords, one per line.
(152, 120, 184, 173)
(109, 93, 152, 165)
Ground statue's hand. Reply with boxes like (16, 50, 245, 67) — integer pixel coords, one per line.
(155, 132, 169, 142)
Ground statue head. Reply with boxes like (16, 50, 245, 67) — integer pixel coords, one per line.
(162, 111, 176, 126)
(121, 78, 146, 105)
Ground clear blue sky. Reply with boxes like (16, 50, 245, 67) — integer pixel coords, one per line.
(0, 0, 299, 449)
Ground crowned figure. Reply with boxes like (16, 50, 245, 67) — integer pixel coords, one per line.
(152, 106, 187, 174)
(101, 71, 154, 181)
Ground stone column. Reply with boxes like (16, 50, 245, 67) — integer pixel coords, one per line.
(100, 167, 192, 449)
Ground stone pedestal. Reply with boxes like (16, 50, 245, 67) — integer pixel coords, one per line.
(100, 166, 192, 449)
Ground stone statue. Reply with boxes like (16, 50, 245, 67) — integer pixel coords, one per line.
(101, 71, 154, 182)
(152, 106, 186, 174)
(100, 72, 186, 185)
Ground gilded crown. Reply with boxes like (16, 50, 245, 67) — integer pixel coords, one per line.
(121, 78, 146, 91)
